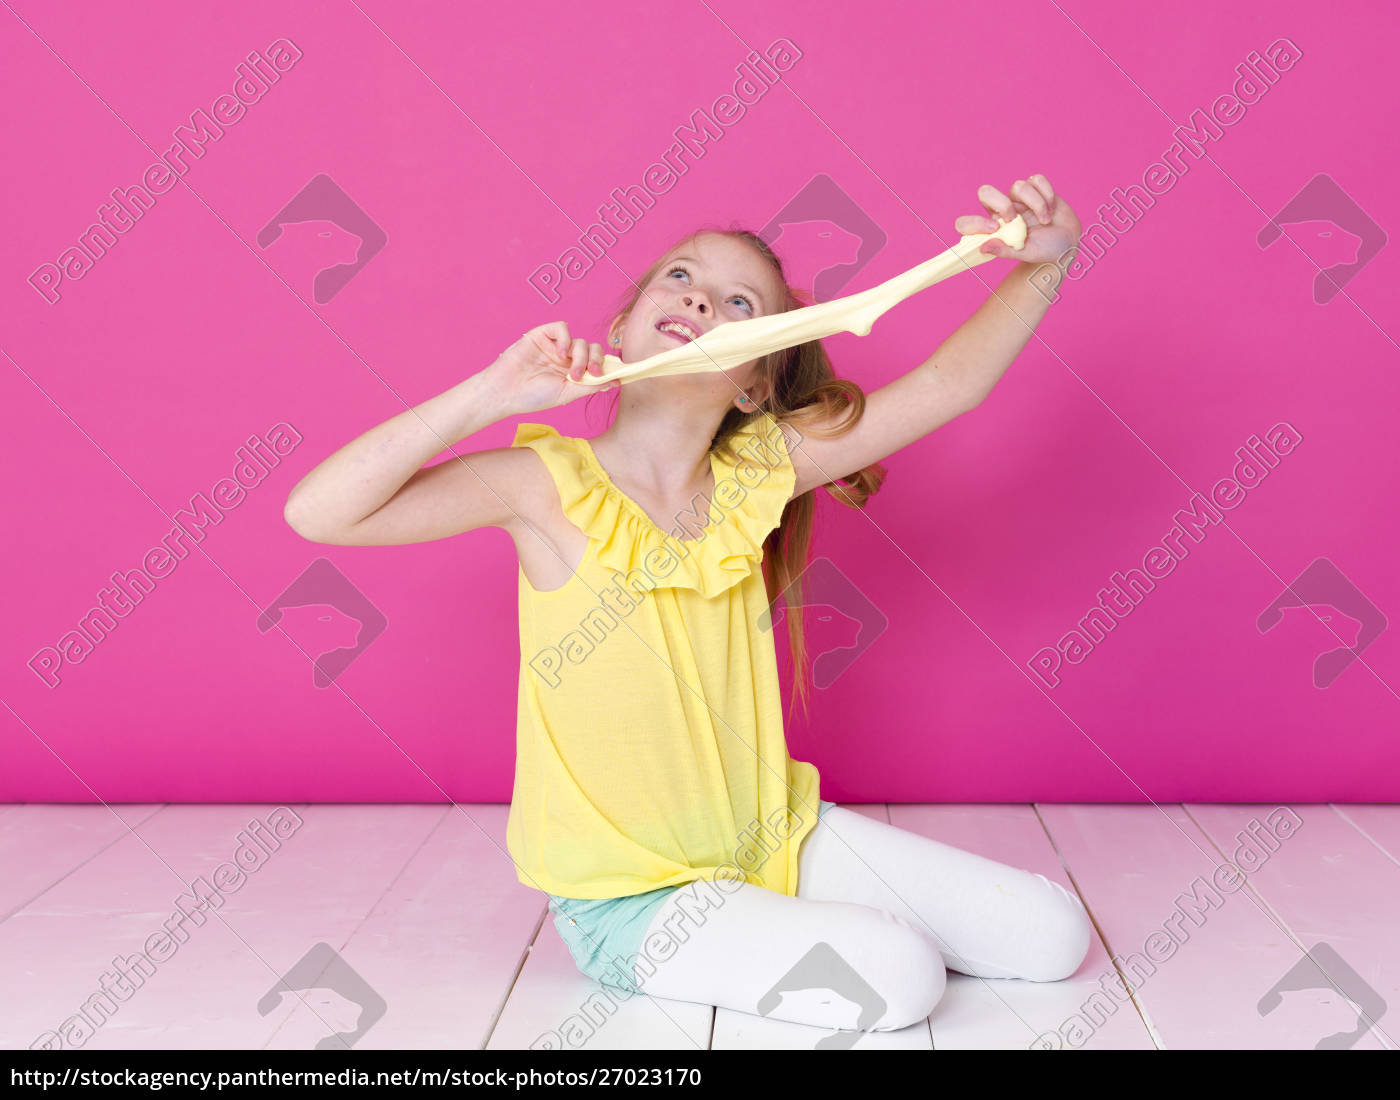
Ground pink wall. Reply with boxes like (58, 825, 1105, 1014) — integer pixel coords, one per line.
(3, 1, 1396, 803)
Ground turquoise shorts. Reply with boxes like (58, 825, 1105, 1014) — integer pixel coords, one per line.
(547, 799, 838, 991)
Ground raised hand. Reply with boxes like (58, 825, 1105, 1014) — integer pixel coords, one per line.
(484, 321, 621, 413)
(955, 174, 1081, 266)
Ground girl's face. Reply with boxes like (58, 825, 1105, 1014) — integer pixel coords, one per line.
(612, 234, 785, 400)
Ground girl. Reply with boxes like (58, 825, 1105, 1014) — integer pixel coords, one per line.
(285, 174, 1093, 1038)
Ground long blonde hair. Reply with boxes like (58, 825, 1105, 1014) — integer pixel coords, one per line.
(590, 225, 888, 718)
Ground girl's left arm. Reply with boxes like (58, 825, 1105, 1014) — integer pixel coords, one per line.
(788, 174, 1083, 499)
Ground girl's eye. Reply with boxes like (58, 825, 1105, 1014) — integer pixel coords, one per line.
(665, 265, 754, 313)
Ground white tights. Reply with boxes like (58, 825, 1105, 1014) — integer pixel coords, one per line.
(630, 806, 1093, 1033)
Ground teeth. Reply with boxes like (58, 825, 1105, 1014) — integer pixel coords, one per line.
(658, 321, 698, 340)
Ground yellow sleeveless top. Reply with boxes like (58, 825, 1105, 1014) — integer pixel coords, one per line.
(506, 414, 822, 901)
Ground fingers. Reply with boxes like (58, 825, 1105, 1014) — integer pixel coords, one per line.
(565, 337, 588, 379)
(524, 324, 617, 387)
(972, 174, 1058, 233)
(564, 339, 613, 385)
(565, 338, 612, 380)
(586, 341, 610, 381)
(955, 213, 1001, 235)
(534, 321, 572, 363)
(976, 183, 1015, 224)
(580, 340, 606, 383)
(1009, 177, 1050, 225)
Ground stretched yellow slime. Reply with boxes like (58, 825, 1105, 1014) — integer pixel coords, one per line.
(580, 214, 1028, 386)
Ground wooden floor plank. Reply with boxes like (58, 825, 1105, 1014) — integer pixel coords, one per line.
(487, 913, 713, 1050)
(0, 804, 436, 1050)
(1333, 804, 1400, 867)
(1186, 804, 1398, 1051)
(884, 804, 1154, 1050)
(710, 1007, 932, 1050)
(264, 803, 544, 1050)
(1037, 803, 1386, 1049)
(5, 802, 1392, 1050)
(0, 804, 164, 921)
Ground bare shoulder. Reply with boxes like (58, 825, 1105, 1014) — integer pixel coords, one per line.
(485, 442, 562, 541)
(506, 440, 590, 591)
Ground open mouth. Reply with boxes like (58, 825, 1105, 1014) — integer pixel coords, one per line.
(655, 319, 700, 343)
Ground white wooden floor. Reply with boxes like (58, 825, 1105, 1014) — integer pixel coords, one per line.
(2, 803, 1395, 1051)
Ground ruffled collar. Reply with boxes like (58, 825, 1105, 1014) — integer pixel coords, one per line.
(576, 435, 720, 544)
(514, 418, 795, 598)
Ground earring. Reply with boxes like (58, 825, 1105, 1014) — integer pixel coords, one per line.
(610, 336, 619, 345)
(739, 397, 748, 404)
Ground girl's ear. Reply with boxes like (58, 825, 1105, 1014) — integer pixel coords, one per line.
(738, 384, 772, 411)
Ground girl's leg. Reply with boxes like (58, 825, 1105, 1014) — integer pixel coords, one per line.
(629, 877, 948, 1033)
(795, 806, 1092, 982)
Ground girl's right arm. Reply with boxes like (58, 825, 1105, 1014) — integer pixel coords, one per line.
(283, 322, 618, 546)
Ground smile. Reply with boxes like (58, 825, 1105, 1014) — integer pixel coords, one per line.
(655, 319, 701, 343)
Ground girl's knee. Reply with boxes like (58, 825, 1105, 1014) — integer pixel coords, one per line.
(748, 910, 945, 1033)
(1017, 876, 1093, 982)
(870, 916, 948, 1030)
